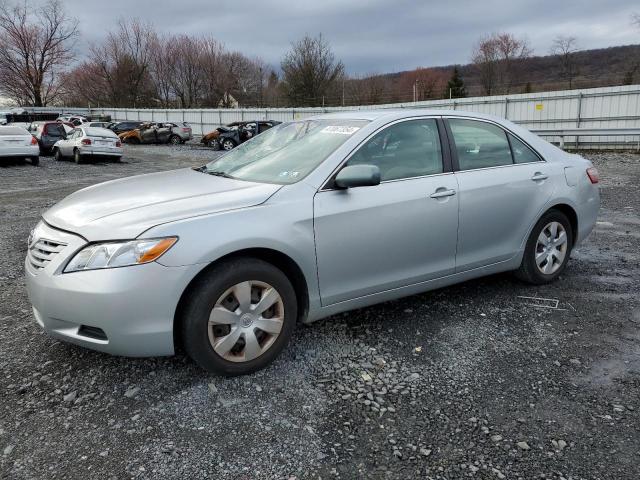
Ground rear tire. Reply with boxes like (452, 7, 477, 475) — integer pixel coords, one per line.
(30, 156, 39, 166)
(515, 209, 573, 285)
(169, 135, 182, 145)
(180, 258, 297, 376)
(74, 149, 83, 164)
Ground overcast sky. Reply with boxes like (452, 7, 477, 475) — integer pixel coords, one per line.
(63, 0, 639, 74)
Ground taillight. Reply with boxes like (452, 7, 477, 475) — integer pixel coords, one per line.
(586, 167, 599, 184)
(30, 136, 38, 145)
(182, 128, 191, 132)
(81, 138, 92, 146)
(115, 141, 122, 147)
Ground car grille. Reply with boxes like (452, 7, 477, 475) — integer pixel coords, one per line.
(28, 238, 67, 271)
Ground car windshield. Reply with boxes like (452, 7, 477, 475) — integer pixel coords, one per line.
(0, 126, 28, 135)
(203, 119, 368, 184)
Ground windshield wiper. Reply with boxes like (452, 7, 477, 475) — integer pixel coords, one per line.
(207, 170, 235, 179)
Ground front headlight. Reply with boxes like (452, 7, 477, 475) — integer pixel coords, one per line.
(64, 237, 177, 273)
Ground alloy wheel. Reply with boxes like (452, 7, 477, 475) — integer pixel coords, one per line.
(535, 221, 568, 275)
(208, 280, 284, 363)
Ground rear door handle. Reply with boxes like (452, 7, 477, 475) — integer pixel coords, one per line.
(531, 172, 548, 181)
(430, 188, 456, 199)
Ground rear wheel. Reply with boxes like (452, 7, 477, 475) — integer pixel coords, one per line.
(169, 135, 182, 145)
(515, 209, 573, 284)
(73, 149, 83, 164)
(221, 138, 236, 151)
(30, 156, 39, 166)
(180, 258, 297, 376)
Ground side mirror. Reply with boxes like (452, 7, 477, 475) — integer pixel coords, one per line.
(334, 164, 381, 189)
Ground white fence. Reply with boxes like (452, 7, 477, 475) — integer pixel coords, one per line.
(31, 84, 640, 149)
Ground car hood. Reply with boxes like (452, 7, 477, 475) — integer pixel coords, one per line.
(43, 168, 281, 241)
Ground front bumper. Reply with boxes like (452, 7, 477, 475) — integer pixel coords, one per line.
(24, 222, 201, 357)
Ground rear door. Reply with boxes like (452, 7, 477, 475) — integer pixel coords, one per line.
(445, 117, 555, 271)
(313, 118, 459, 305)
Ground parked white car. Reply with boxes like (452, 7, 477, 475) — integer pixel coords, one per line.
(0, 125, 40, 165)
(53, 127, 123, 164)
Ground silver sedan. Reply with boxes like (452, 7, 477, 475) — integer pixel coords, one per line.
(25, 110, 600, 375)
(53, 126, 123, 163)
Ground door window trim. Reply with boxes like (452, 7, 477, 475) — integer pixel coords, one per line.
(320, 116, 452, 191)
(443, 116, 544, 173)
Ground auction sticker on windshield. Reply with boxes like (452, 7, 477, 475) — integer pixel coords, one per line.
(321, 126, 361, 135)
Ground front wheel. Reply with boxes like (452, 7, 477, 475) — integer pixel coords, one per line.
(207, 139, 220, 150)
(221, 138, 236, 151)
(180, 258, 297, 376)
(515, 210, 573, 284)
(53, 148, 63, 161)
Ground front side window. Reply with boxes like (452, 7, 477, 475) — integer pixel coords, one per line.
(508, 133, 541, 164)
(204, 119, 368, 185)
(346, 119, 443, 181)
(449, 119, 512, 171)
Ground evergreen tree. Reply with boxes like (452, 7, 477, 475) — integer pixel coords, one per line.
(446, 67, 466, 98)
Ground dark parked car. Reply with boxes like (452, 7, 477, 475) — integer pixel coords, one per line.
(110, 121, 144, 135)
(202, 120, 281, 150)
(30, 121, 67, 155)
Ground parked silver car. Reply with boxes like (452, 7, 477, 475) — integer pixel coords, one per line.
(25, 110, 600, 375)
(166, 122, 193, 144)
(53, 126, 123, 163)
(0, 125, 40, 165)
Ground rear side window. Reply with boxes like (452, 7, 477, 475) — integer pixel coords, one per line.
(449, 119, 512, 171)
(347, 119, 443, 181)
(508, 133, 541, 163)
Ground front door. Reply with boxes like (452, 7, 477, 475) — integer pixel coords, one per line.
(313, 118, 459, 306)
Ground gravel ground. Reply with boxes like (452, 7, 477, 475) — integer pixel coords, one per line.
(0, 146, 639, 480)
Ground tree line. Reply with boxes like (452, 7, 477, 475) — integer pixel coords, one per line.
(1, 0, 639, 108)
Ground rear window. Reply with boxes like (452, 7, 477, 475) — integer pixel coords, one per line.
(0, 126, 29, 135)
(85, 127, 117, 138)
(44, 124, 65, 136)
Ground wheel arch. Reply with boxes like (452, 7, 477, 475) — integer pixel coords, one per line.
(546, 203, 578, 246)
(173, 247, 309, 351)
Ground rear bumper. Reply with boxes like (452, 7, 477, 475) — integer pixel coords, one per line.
(78, 146, 123, 157)
(0, 146, 39, 157)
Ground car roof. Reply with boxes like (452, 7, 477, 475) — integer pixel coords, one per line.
(311, 109, 508, 123)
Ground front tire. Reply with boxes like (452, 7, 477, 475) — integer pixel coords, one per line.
(207, 139, 220, 150)
(515, 209, 573, 285)
(53, 148, 63, 161)
(221, 138, 236, 151)
(180, 258, 297, 376)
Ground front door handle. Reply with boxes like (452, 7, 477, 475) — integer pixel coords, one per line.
(531, 172, 548, 181)
(430, 188, 456, 199)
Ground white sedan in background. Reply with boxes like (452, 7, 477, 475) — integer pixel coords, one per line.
(53, 127, 123, 164)
(0, 125, 40, 166)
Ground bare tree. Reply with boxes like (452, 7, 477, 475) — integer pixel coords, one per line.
(0, 0, 78, 106)
(550, 36, 580, 88)
(472, 32, 531, 95)
(626, 13, 640, 85)
(89, 19, 156, 107)
(281, 34, 344, 106)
